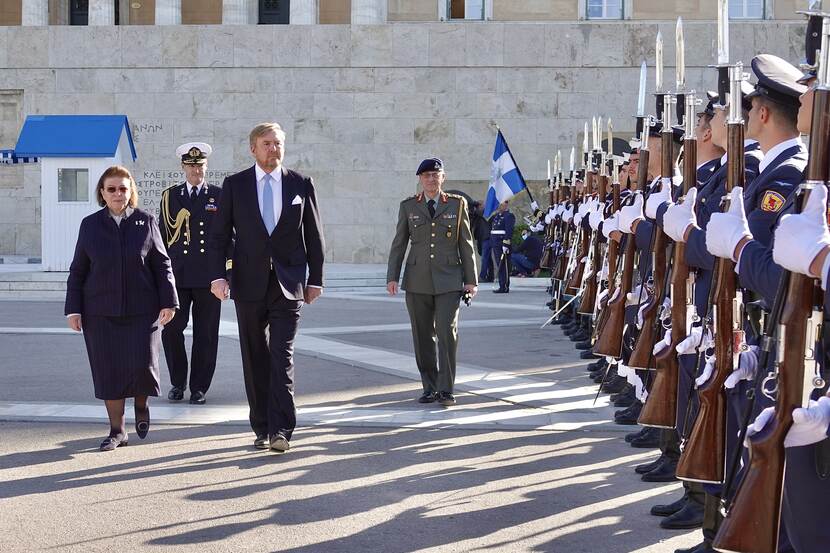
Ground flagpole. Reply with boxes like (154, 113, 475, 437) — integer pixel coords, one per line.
(495, 127, 536, 205)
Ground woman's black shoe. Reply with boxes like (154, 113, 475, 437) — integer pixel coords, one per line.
(135, 406, 150, 439)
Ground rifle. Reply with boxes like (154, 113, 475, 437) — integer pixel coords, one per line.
(640, 88, 697, 428)
(593, 112, 651, 358)
(628, 46, 672, 372)
(539, 158, 558, 271)
(713, 7, 830, 551)
(593, 155, 622, 342)
(676, 61, 745, 484)
(566, 174, 592, 294)
(577, 157, 607, 316)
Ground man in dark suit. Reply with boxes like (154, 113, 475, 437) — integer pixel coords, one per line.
(510, 230, 543, 276)
(208, 123, 325, 453)
(159, 143, 223, 405)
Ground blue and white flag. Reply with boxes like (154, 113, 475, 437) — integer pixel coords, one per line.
(484, 130, 527, 218)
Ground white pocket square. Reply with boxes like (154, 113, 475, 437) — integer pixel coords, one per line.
(291, 195, 302, 206)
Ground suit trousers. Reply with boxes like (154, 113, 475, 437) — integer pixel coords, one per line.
(161, 287, 221, 393)
(234, 272, 302, 439)
(405, 291, 462, 395)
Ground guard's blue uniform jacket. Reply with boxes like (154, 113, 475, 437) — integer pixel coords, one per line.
(489, 209, 515, 291)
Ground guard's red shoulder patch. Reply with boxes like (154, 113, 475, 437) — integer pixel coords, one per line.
(761, 190, 786, 213)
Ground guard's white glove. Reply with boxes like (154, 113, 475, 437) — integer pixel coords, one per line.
(502, 245, 509, 254)
(695, 355, 715, 388)
(788, 397, 830, 447)
(530, 222, 544, 233)
(625, 284, 646, 307)
(562, 205, 574, 223)
(618, 193, 645, 234)
(578, 200, 591, 219)
(530, 200, 539, 211)
(676, 325, 713, 355)
(544, 212, 554, 225)
(664, 188, 698, 243)
(589, 206, 604, 230)
(706, 187, 752, 261)
(747, 399, 830, 448)
(646, 180, 672, 219)
(773, 184, 830, 277)
(652, 328, 672, 356)
(554, 204, 564, 217)
(602, 212, 620, 240)
(724, 345, 759, 389)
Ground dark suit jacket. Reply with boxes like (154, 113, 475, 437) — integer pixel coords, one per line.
(516, 235, 543, 266)
(208, 165, 325, 302)
(159, 182, 225, 289)
(65, 208, 178, 317)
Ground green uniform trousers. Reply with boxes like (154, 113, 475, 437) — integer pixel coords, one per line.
(405, 290, 462, 394)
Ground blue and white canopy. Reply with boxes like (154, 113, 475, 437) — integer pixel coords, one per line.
(484, 130, 527, 218)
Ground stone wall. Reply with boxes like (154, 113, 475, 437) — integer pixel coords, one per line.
(0, 21, 805, 262)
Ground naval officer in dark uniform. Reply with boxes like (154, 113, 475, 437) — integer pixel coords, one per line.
(159, 143, 224, 405)
(489, 200, 515, 293)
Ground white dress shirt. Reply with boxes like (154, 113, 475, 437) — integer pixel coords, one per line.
(186, 181, 204, 198)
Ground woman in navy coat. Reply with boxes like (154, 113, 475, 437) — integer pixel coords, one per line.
(65, 166, 178, 451)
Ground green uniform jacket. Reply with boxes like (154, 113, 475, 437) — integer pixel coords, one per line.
(387, 191, 478, 295)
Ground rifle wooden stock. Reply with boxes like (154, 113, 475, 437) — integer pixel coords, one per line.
(639, 138, 697, 428)
(566, 185, 591, 294)
(629, 131, 673, 371)
(594, 151, 649, 358)
(713, 88, 830, 553)
(676, 124, 745, 484)
(539, 187, 557, 270)
(592, 180, 622, 342)
(578, 173, 606, 315)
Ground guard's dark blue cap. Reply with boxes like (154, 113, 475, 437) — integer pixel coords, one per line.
(745, 54, 807, 107)
(698, 91, 720, 117)
(416, 157, 443, 175)
(648, 121, 663, 138)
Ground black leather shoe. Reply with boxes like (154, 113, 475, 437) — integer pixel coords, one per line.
(418, 391, 437, 403)
(635, 454, 666, 475)
(270, 433, 290, 452)
(587, 359, 604, 371)
(189, 391, 207, 405)
(570, 331, 589, 342)
(574, 340, 591, 350)
(625, 427, 646, 442)
(253, 434, 269, 449)
(614, 395, 636, 408)
(650, 493, 688, 517)
(437, 392, 456, 406)
(630, 427, 662, 448)
(579, 348, 596, 358)
(135, 406, 150, 439)
(615, 401, 643, 425)
(602, 377, 627, 394)
(167, 386, 185, 401)
(610, 385, 633, 403)
(492, 289, 509, 294)
(659, 501, 704, 529)
(99, 432, 128, 451)
(642, 458, 678, 482)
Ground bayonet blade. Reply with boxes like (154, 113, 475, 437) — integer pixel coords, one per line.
(592, 116, 598, 151)
(607, 119, 613, 156)
(637, 60, 647, 116)
(676, 17, 686, 92)
(717, 0, 730, 65)
(569, 146, 575, 174)
(656, 31, 664, 93)
(583, 121, 589, 154)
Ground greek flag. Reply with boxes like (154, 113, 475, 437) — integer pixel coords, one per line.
(484, 130, 527, 218)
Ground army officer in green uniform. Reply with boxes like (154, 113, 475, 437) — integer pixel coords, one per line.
(387, 158, 478, 407)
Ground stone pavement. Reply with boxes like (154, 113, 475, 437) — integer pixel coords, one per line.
(0, 286, 698, 552)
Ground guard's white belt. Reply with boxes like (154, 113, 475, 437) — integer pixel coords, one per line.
(491, 230, 507, 235)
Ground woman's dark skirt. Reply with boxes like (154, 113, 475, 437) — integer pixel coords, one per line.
(82, 313, 161, 400)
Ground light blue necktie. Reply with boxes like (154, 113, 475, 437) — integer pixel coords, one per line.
(262, 174, 275, 234)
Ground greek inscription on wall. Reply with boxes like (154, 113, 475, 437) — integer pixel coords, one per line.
(136, 170, 232, 210)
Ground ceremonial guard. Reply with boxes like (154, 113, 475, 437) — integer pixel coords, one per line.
(387, 158, 478, 407)
(159, 143, 224, 405)
(488, 200, 515, 293)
